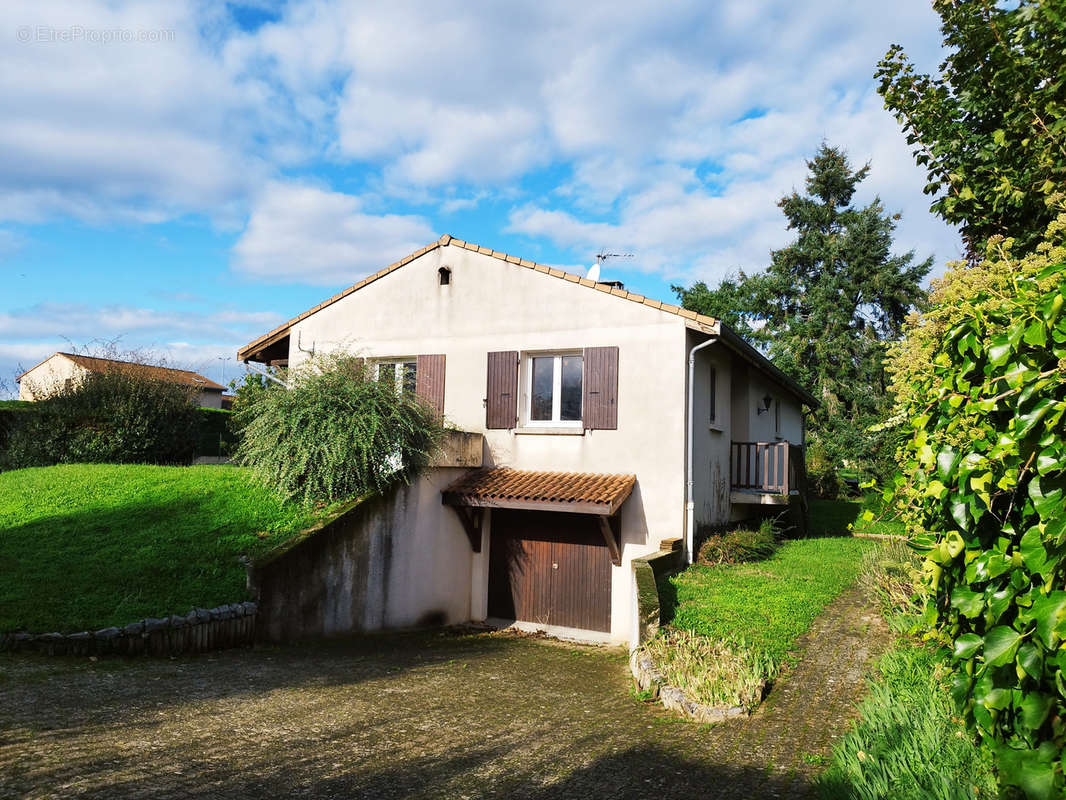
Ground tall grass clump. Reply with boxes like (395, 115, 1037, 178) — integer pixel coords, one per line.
(816, 642, 998, 800)
(235, 353, 445, 505)
(643, 629, 774, 711)
(817, 539, 998, 799)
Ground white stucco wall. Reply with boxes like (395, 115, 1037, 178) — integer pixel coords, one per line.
(17, 354, 85, 400)
(743, 369, 805, 446)
(689, 336, 734, 531)
(286, 243, 690, 643)
(197, 390, 224, 409)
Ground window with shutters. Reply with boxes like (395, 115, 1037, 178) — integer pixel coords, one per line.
(709, 365, 717, 424)
(523, 352, 583, 427)
(374, 359, 417, 397)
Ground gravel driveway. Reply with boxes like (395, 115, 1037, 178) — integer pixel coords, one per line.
(0, 585, 887, 799)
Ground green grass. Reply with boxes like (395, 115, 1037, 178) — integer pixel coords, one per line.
(0, 464, 326, 632)
(660, 536, 872, 667)
(815, 640, 998, 799)
(810, 497, 907, 538)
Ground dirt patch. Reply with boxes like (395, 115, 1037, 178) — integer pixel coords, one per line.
(0, 587, 890, 800)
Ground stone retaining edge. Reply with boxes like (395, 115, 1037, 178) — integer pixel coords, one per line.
(0, 601, 258, 657)
(629, 648, 749, 724)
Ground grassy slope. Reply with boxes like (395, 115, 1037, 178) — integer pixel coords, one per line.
(0, 464, 322, 632)
(662, 536, 872, 664)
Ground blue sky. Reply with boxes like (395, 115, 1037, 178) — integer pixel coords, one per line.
(1, 0, 961, 395)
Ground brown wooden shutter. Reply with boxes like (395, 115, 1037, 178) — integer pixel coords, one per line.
(415, 354, 446, 417)
(582, 346, 618, 430)
(486, 351, 519, 429)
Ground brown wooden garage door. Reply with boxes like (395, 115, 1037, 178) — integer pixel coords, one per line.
(487, 509, 612, 633)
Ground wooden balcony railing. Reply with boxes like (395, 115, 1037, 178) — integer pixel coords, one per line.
(730, 441, 806, 495)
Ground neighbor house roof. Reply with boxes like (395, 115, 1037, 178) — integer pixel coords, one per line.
(17, 352, 225, 391)
(441, 468, 636, 516)
(237, 233, 817, 408)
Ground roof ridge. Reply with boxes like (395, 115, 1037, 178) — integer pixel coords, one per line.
(17, 352, 225, 390)
(238, 234, 718, 360)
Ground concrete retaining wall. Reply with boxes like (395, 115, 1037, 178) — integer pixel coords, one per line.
(251, 468, 475, 642)
(630, 548, 683, 648)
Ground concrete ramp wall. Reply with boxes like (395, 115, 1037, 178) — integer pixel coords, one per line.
(252, 468, 475, 642)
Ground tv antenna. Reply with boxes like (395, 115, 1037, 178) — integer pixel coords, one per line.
(587, 250, 633, 283)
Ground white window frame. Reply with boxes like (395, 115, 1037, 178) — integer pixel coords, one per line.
(523, 351, 583, 428)
(374, 358, 417, 397)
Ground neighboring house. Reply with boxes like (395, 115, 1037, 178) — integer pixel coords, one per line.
(17, 353, 227, 409)
(239, 234, 817, 647)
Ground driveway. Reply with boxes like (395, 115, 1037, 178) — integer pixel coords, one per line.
(0, 586, 887, 799)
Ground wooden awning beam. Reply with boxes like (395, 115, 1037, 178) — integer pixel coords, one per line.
(598, 516, 622, 566)
(447, 505, 482, 552)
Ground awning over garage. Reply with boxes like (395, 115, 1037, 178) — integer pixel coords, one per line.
(441, 468, 636, 565)
(442, 468, 635, 515)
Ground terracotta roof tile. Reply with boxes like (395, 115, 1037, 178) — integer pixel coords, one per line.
(41, 353, 226, 391)
(442, 468, 636, 514)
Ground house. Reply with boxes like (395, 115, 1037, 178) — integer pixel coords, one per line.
(239, 234, 817, 647)
(16, 353, 228, 409)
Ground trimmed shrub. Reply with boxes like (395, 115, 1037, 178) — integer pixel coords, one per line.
(697, 523, 777, 566)
(235, 353, 444, 505)
(196, 408, 237, 458)
(0, 400, 33, 459)
(3, 371, 200, 468)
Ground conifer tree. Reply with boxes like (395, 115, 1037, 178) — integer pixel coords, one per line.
(675, 144, 931, 479)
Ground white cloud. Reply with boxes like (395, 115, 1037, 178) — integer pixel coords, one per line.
(231, 181, 435, 284)
(0, 0, 961, 288)
(0, 300, 281, 394)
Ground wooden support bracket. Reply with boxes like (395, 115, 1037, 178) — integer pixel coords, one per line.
(449, 505, 483, 552)
(598, 516, 622, 566)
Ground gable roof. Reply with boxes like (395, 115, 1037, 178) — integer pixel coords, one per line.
(237, 234, 718, 362)
(17, 352, 225, 392)
(237, 234, 816, 407)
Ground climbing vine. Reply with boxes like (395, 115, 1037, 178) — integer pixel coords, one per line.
(889, 222, 1066, 797)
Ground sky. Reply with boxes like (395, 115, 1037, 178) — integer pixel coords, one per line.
(0, 0, 962, 396)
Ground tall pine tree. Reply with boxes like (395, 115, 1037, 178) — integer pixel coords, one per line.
(674, 144, 931, 481)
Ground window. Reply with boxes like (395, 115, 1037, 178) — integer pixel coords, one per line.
(525, 353, 582, 426)
(375, 359, 417, 396)
(438, 266, 451, 286)
(774, 397, 781, 435)
(708, 365, 717, 424)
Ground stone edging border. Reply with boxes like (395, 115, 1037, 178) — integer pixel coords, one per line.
(0, 601, 258, 656)
(629, 649, 750, 724)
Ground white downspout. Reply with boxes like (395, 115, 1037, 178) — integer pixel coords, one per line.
(686, 335, 718, 564)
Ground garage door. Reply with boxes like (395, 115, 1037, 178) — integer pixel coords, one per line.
(487, 509, 612, 633)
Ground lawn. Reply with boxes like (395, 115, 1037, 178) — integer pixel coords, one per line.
(809, 496, 907, 539)
(0, 463, 326, 633)
(661, 535, 873, 665)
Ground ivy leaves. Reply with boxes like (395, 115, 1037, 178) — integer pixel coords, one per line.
(896, 264, 1066, 798)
